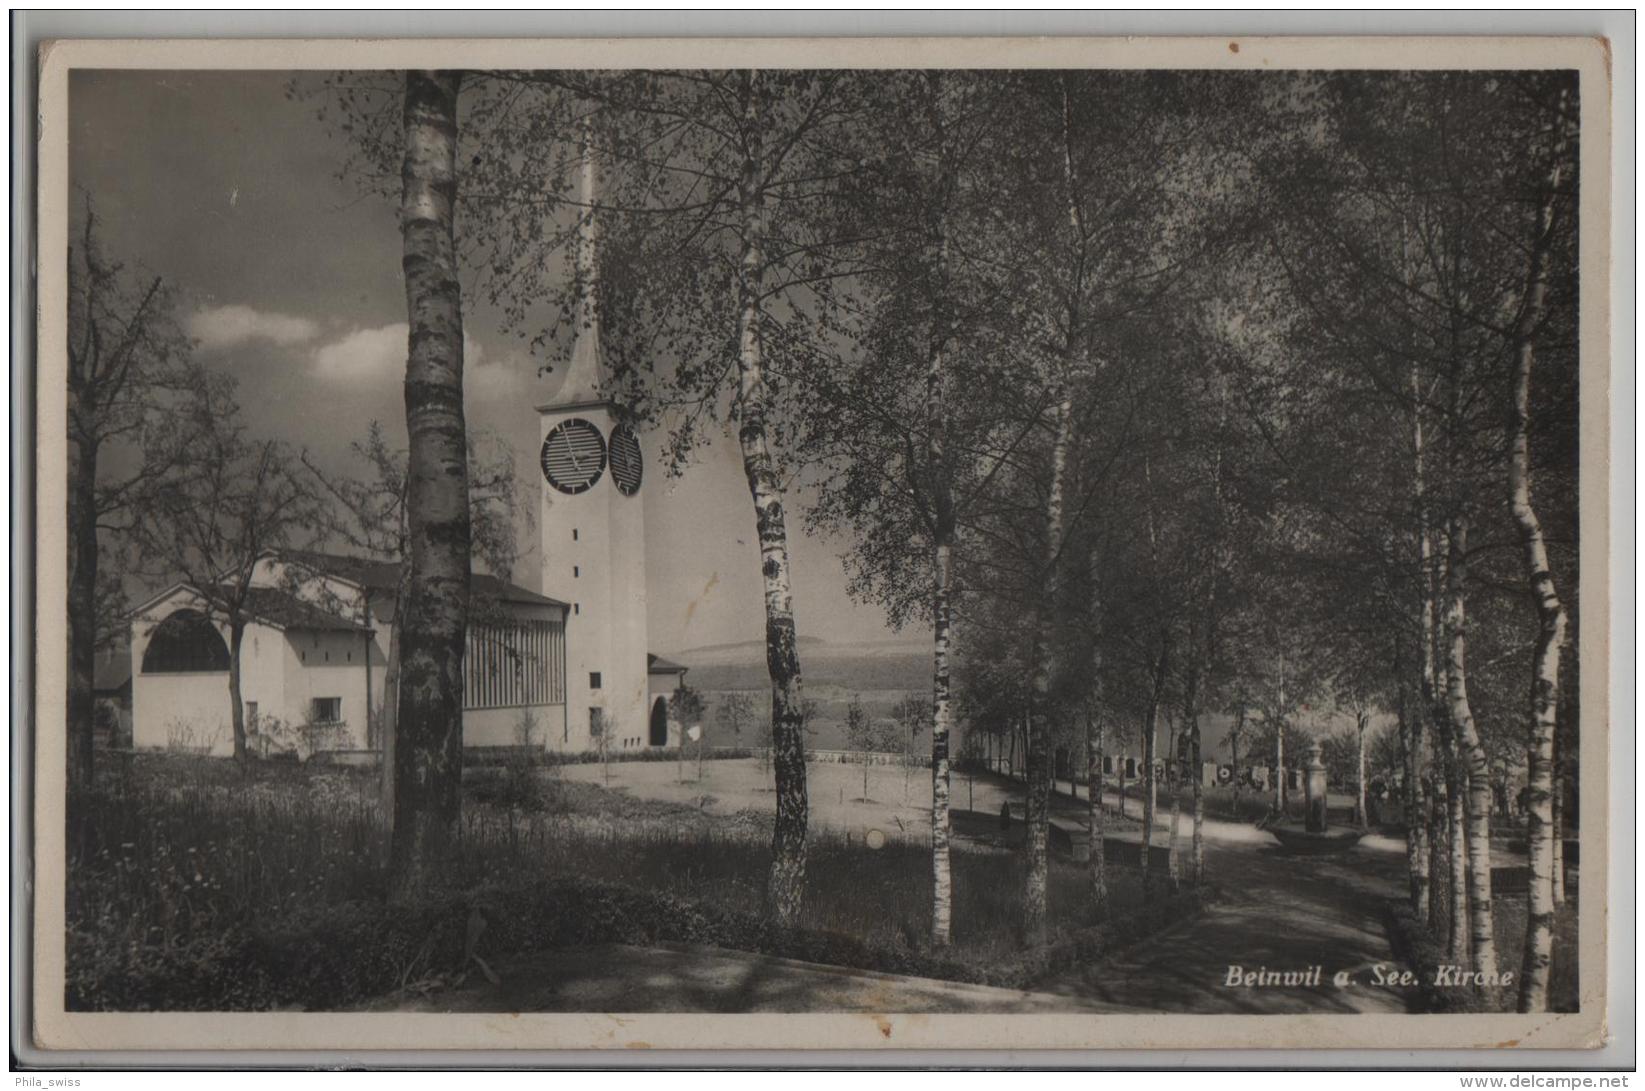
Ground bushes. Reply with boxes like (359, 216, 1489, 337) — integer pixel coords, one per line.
(70, 875, 1212, 1010)
(67, 754, 1209, 1010)
(1382, 900, 1494, 1013)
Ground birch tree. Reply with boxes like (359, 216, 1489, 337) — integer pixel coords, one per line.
(302, 422, 527, 816)
(1509, 85, 1576, 1014)
(796, 70, 1028, 944)
(389, 69, 473, 897)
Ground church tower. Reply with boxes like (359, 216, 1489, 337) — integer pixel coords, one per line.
(537, 135, 652, 752)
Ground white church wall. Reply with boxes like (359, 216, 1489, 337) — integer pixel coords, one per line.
(131, 601, 286, 757)
(606, 454, 651, 749)
(132, 671, 234, 755)
(234, 623, 288, 748)
(537, 414, 653, 755)
(280, 630, 372, 751)
(462, 704, 566, 748)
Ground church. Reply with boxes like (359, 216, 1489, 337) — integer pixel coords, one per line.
(126, 140, 685, 760)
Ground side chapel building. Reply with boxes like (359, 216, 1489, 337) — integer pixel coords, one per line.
(127, 142, 684, 759)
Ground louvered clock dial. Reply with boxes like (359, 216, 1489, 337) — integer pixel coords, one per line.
(540, 418, 607, 495)
(608, 422, 643, 496)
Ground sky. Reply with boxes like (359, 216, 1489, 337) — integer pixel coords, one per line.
(69, 69, 913, 655)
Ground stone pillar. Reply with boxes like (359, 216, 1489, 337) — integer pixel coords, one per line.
(1305, 739, 1329, 833)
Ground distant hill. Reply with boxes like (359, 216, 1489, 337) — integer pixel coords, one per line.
(669, 640, 932, 707)
(666, 634, 928, 669)
(667, 636, 1387, 761)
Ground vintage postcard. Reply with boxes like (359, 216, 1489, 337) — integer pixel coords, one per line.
(28, 34, 1617, 1058)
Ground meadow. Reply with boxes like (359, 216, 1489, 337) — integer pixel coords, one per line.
(66, 753, 1196, 1011)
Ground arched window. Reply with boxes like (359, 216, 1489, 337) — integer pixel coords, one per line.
(141, 609, 230, 673)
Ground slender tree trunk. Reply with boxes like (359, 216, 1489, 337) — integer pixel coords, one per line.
(1408, 370, 1436, 916)
(1551, 714, 1566, 906)
(922, 70, 958, 948)
(1428, 762, 1449, 932)
(1085, 550, 1107, 917)
(1444, 520, 1498, 977)
(1511, 110, 1572, 1011)
(379, 578, 406, 823)
(226, 618, 248, 763)
(66, 436, 100, 789)
(1190, 710, 1205, 883)
(1430, 754, 1453, 939)
(1445, 741, 1471, 965)
(1178, 650, 1202, 883)
(1024, 383, 1073, 944)
(1088, 715, 1107, 917)
(390, 69, 472, 899)
(1166, 723, 1182, 890)
(733, 71, 810, 926)
(1274, 719, 1286, 817)
(1140, 634, 1169, 898)
(1356, 709, 1369, 830)
(1274, 654, 1287, 816)
(930, 541, 955, 944)
(1400, 671, 1431, 916)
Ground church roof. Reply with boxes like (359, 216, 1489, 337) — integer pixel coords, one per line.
(548, 129, 606, 406)
(233, 585, 373, 633)
(277, 549, 567, 609)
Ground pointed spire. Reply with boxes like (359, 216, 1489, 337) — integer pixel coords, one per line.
(557, 117, 605, 404)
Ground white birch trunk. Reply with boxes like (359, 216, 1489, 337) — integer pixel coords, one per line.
(1511, 103, 1572, 1011)
(732, 71, 810, 925)
(1024, 383, 1073, 944)
(1444, 520, 1498, 978)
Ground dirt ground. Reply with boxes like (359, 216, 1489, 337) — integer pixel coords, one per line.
(549, 760, 1425, 1014)
(558, 757, 989, 842)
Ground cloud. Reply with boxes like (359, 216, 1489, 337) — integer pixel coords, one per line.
(468, 353, 533, 404)
(188, 304, 319, 350)
(311, 322, 408, 382)
(311, 321, 530, 402)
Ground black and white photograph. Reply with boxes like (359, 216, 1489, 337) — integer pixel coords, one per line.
(28, 33, 1616, 1056)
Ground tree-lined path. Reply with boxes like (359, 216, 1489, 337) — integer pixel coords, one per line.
(1046, 832, 1416, 1014)
(977, 768, 1417, 1013)
(426, 764, 1417, 1014)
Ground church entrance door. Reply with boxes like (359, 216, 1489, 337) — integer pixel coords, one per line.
(649, 697, 669, 747)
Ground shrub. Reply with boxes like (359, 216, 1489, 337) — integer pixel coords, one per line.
(66, 753, 1209, 1010)
(1382, 900, 1493, 1013)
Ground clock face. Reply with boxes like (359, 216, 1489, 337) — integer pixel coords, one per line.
(541, 418, 607, 495)
(609, 422, 643, 496)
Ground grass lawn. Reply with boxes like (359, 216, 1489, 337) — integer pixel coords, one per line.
(1490, 890, 1581, 1013)
(67, 753, 1179, 1011)
(1391, 868, 1580, 1013)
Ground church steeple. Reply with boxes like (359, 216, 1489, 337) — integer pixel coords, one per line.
(557, 121, 604, 405)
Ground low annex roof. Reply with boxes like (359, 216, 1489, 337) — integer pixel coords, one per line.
(235, 585, 373, 633)
(647, 654, 688, 675)
(131, 581, 371, 634)
(277, 549, 567, 610)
